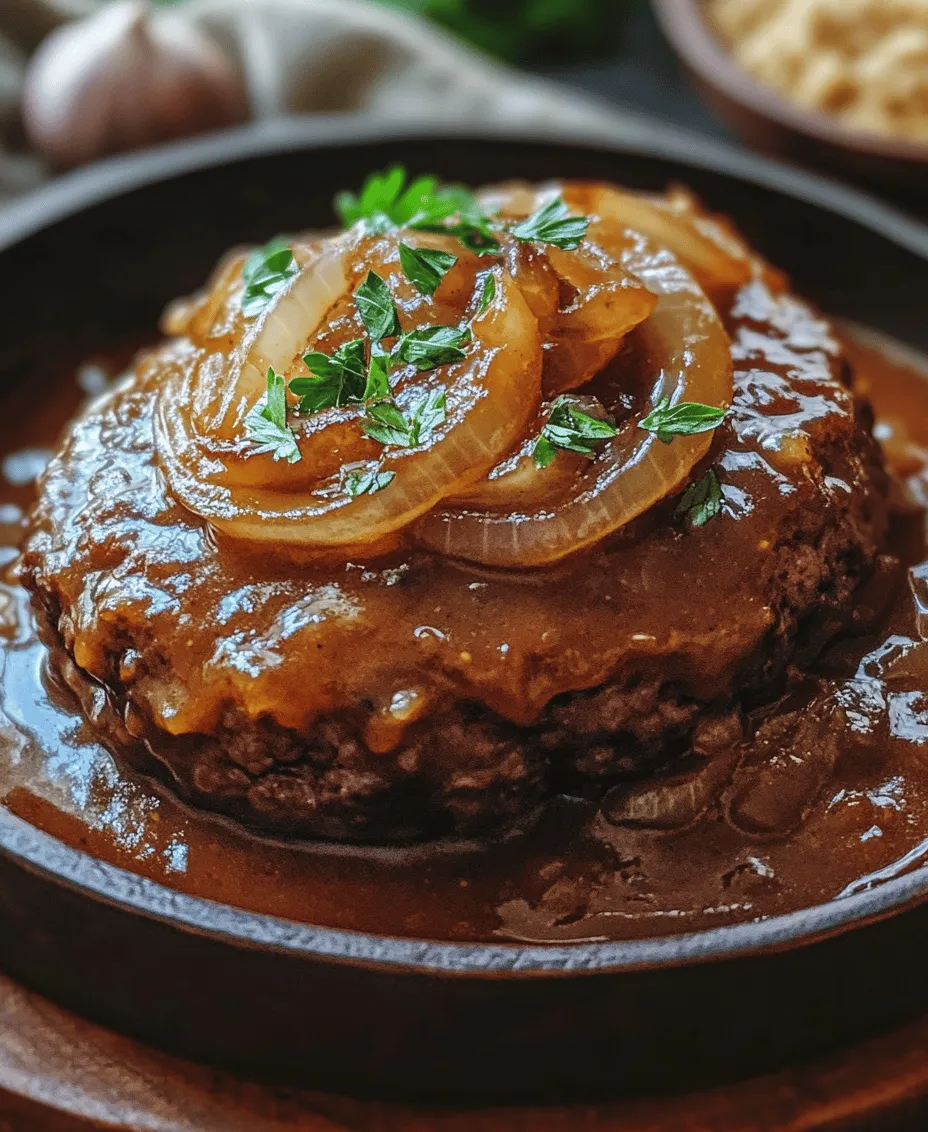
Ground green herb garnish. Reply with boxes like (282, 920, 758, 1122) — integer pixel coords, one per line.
(289, 339, 367, 413)
(336, 167, 468, 233)
(335, 169, 502, 255)
(342, 466, 396, 497)
(335, 171, 591, 261)
(676, 468, 723, 528)
(363, 347, 393, 402)
(393, 325, 471, 371)
(399, 243, 457, 296)
(363, 389, 447, 448)
(475, 272, 497, 315)
(355, 270, 402, 342)
(640, 398, 727, 445)
(511, 197, 589, 250)
(241, 238, 298, 318)
(244, 368, 301, 463)
(532, 396, 617, 467)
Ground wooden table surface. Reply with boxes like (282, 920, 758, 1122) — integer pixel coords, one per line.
(2, 971, 928, 1132)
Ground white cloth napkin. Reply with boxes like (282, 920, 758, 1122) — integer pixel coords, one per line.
(0, 0, 641, 204)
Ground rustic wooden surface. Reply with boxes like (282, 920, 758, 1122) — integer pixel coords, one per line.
(1, 972, 928, 1131)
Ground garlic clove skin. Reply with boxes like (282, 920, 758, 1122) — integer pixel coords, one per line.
(22, 0, 248, 168)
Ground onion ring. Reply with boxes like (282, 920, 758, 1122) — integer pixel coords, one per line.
(155, 260, 544, 549)
(413, 233, 733, 567)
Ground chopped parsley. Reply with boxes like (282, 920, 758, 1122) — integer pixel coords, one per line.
(399, 243, 457, 296)
(342, 465, 396, 497)
(640, 398, 727, 445)
(511, 197, 589, 251)
(533, 396, 617, 468)
(241, 238, 297, 318)
(355, 270, 402, 342)
(475, 271, 497, 315)
(334, 169, 588, 257)
(363, 347, 393, 402)
(393, 325, 471, 371)
(363, 389, 447, 448)
(244, 368, 301, 463)
(335, 167, 475, 234)
(241, 173, 597, 476)
(676, 468, 723, 528)
(290, 339, 367, 413)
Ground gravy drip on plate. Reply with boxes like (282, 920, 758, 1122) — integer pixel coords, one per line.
(0, 332, 927, 943)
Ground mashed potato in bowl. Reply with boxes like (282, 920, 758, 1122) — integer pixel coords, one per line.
(707, 0, 928, 141)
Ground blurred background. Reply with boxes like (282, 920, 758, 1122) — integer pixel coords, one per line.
(1, 0, 927, 210)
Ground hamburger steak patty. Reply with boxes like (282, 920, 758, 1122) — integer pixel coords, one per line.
(19, 278, 888, 843)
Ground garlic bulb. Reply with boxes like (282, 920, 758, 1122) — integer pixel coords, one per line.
(22, 0, 248, 167)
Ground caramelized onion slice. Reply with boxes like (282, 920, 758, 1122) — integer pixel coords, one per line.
(155, 270, 544, 549)
(540, 239, 657, 395)
(156, 244, 355, 495)
(482, 180, 753, 299)
(448, 395, 608, 512)
(446, 419, 587, 511)
(413, 235, 733, 567)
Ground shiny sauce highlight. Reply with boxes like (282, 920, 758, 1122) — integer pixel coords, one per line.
(1, 332, 928, 943)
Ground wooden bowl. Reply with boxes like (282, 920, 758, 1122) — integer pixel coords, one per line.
(3, 118, 928, 1106)
(652, 0, 928, 201)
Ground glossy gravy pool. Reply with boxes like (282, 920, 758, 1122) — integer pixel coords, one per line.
(2, 330, 928, 944)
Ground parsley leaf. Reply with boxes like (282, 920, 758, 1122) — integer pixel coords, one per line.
(363, 347, 393, 402)
(475, 272, 497, 316)
(532, 396, 617, 466)
(336, 167, 465, 232)
(407, 387, 447, 445)
(393, 325, 471, 371)
(342, 465, 396, 497)
(640, 398, 727, 445)
(241, 238, 298, 318)
(244, 368, 301, 463)
(334, 165, 406, 230)
(399, 243, 457, 296)
(335, 168, 501, 253)
(437, 192, 502, 255)
(512, 197, 589, 250)
(533, 434, 558, 469)
(290, 339, 367, 413)
(362, 400, 412, 447)
(676, 468, 723, 527)
(363, 389, 447, 448)
(355, 270, 402, 342)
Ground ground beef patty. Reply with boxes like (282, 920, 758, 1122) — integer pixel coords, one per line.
(19, 277, 887, 843)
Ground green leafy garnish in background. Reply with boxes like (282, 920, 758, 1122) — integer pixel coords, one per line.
(372, 0, 634, 64)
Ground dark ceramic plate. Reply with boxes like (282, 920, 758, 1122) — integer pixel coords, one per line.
(2, 118, 928, 1105)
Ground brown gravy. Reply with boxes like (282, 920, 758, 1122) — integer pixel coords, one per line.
(3, 332, 928, 944)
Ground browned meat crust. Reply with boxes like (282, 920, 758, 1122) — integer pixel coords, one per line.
(19, 280, 888, 843)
